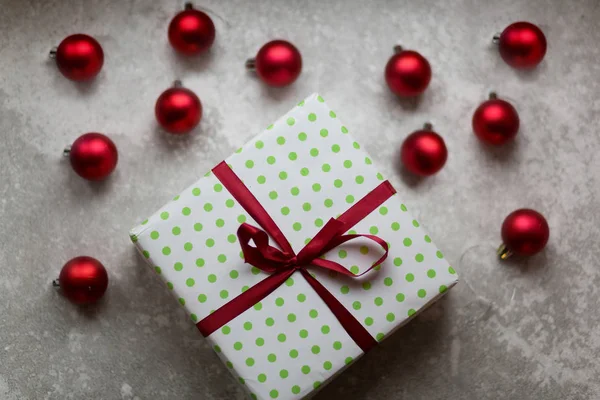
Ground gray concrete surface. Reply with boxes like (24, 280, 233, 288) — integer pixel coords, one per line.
(1, 0, 599, 399)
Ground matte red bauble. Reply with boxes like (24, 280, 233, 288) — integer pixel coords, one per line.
(472, 93, 520, 145)
(54, 256, 109, 305)
(155, 81, 202, 134)
(495, 22, 547, 69)
(51, 34, 104, 81)
(66, 133, 118, 181)
(385, 46, 431, 97)
(498, 209, 549, 259)
(246, 40, 302, 87)
(168, 3, 215, 55)
(400, 123, 447, 176)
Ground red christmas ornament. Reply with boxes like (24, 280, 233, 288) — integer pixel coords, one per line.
(385, 46, 432, 97)
(498, 209, 549, 259)
(65, 133, 118, 181)
(155, 80, 202, 134)
(495, 22, 547, 69)
(246, 40, 302, 87)
(400, 123, 447, 176)
(53, 256, 109, 305)
(472, 92, 520, 145)
(50, 34, 104, 81)
(168, 3, 215, 55)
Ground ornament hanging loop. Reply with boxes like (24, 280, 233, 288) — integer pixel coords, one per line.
(63, 145, 72, 157)
(492, 33, 501, 44)
(184, 2, 193, 9)
(423, 122, 433, 131)
(52, 279, 60, 287)
(49, 47, 58, 59)
(497, 243, 513, 260)
(393, 45, 403, 54)
(173, 79, 183, 88)
(245, 58, 256, 70)
(489, 92, 498, 100)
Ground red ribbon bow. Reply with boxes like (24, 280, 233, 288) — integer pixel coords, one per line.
(197, 161, 396, 352)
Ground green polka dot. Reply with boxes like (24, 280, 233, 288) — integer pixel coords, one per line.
(288, 152, 297, 161)
(312, 183, 321, 192)
(418, 289, 427, 298)
(324, 198, 333, 207)
(154, 266, 161, 274)
(362, 281, 372, 290)
(424, 235, 432, 242)
(277, 171, 288, 181)
(185, 278, 195, 287)
(317, 95, 324, 102)
(221, 326, 231, 335)
(365, 317, 374, 326)
(426, 269, 437, 278)
(309, 309, 318, 318)
(287, 313, 296, 322)
(251, 267, 261, 275)
(301, 365, 311, 374)
(257, 175, 266, 184)
(208, 274, 217, 283)
(255, 337, 265, 346)
(401, 204, 408, 211)
(268, 191, 278, 200)
(340, 285, 349, 294)
(246, 358, 255, 367)
(287, 117, 295, 126)
(449, 266, 456, 274)
(360, 246, 369, 254)
(174, 262, 183, 271)
(318, 128, 329, 138)
(213, 345, 221, 352)
(329, 110, 336, 118)
(226, 361, 233, 369)
(323, 361, 332, 370)
(268, 353, 277, 362)
(218, 254, 227, 263)
(266, 317, 275, 326)
(285, 278, 294, 286)
(374, 297, 384, 306)
(162, 246, 171, 255)
(150, 231, 159, 240)
(393, 257, 403, 266)
(313, 218, 324, 227)
(403, 238, 412, 247)
(141, 219, 148, 225)
(351, 141, 360, 149)
(343, 160, 353, 168)
(384, 277, 393, 286)
(258, 373, 266, 382)
(331, 144, 340, 153)
(308, 113, 317, 121)
(300, 167, 309, 176)
(170, 226, 181, 236)
(289, 349, 298, 358)
(350, 265, 359, 274)
(333, 341, 342, 350)
(405, 273, 415, 282)
(245, 160, 254, 169)
(206, 238, 215, 248)
(190, 223, 201, 233)
(365, 157, 372, 165)
(437, 250, 444, 259)
(293, 222, 302, 231)
(197, 293, 207, 303)
(254, 302, 262, 311)
(237, 215, 246, 223)
(233, 342, 243, 350)
(298, 132, 307, 141)
(321, 163, 331, 173)
(190, 314, 198, 322)
(321, 325, 330, 334)
(391, 222, 400, 231)
(255, 140, 264, 149)
(333, 179, 343, 188)
(291, 385, 301, 394)
(338, 249, 347, 259)
(408, 309, 416, 317)
(166, 282, 173, 289)
(352, 301, 361, 310)
(440, 285, 448, 293)
(214, 218, 225, 228)
(160, 211, 169, 220)
(227, 234, 237, 244)
(267, 156, 276, 165)
(369, 226, 379, 235)
(275, 297, 285, 307)
(279, 369, 289, 379)
(310, 148, 319, 157)
(376, 172, 384, 180)
(281, 206, 290, 215)
(297, 293, 306, 302)
(375, 333, 385, 342)
(346, 195, 355, 203)
(386, 312, 396, 322)
(299, 202, 311, 212)
(299, 329, 308, 338)
(204, 203, 213, 212)
(311, 345, 320, 354)
(178, 298, 185, 306)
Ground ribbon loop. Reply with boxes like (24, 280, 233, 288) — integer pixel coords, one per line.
(237, 223, 295, 273)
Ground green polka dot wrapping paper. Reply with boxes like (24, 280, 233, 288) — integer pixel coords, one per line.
(130, 93, 458, 400)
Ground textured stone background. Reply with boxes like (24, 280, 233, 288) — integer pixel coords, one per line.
(1, 0, 599, 399)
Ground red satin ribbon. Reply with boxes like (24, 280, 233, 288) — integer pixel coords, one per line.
(197, 161, 396, 353)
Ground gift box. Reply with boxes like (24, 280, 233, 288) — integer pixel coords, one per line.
(130, 93, 458, 400)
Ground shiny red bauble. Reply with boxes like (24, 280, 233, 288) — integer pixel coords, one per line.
(400, 125, 447, 176)
(155, 82, 202, 134)
(499, 209, 549, 258)
(247, 40, 302, 87)
(67, 133, 118, 180)
(472, 94, 520, 145)
(53, 34, 104, 81)
(497, 22, 547, 69)
(168, 4, 215, 55)
(55, 256, 109, 304)
(385, 46, 431, 97)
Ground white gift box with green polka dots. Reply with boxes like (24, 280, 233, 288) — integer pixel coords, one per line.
(130, 93, 458, 400)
